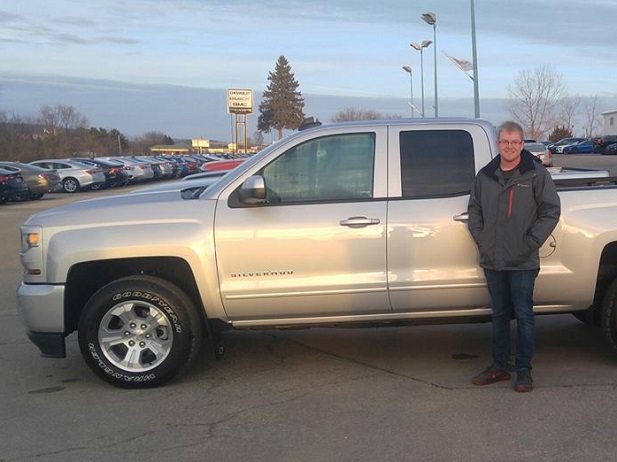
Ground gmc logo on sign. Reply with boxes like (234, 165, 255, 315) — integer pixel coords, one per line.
(227, 89, 253, 114)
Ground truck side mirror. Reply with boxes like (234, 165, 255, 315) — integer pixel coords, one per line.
(238, 175, 266, 204)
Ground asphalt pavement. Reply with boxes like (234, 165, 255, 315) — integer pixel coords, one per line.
(2, 162, 617, 461)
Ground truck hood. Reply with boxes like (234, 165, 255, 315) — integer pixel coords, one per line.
(23, 187, 213, 228)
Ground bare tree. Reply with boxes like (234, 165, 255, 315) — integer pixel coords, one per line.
(558, 96, 580, 135)
(252, 131, 264, 146)
(39, 105, 61, 136)
(507, 65, 567, 141)
(57, 104, 89, 133)
(129, 131, 175, 154)
(582, 95, 602, 138)
(0, 112, 41, 161)
(331, 107, 402, 122)
(37, 104, 90, 156)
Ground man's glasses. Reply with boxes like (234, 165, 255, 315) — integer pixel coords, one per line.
(498, 140, 523, 147)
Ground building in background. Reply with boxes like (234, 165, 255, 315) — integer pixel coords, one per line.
(602, 109, 617, 136)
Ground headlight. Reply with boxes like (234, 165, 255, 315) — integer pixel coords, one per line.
(20, 226, 43, 277)
(21, 231, 40, 251)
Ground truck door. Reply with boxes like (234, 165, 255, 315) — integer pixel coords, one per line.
(386, 125, 491, 313)
(213, 128, 390, 321)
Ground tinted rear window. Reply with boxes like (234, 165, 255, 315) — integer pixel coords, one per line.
(400, 130, 475, 199)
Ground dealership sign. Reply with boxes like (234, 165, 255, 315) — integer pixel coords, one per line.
(227, 89, 253, 114)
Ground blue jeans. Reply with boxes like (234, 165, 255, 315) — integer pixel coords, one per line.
(483, 268, 539, 371)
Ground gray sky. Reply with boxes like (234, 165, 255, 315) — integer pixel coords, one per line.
(1, 0, 616, 140)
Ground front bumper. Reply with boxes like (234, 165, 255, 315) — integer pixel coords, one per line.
(17, 283, 67, 357)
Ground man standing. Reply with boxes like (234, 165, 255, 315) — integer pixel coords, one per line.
(467, 121, 561, 392)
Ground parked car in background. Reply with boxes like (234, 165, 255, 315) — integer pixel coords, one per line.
(71, 158, 130, 189)
(101, 157, 155, 183)
(29, 159, 106, 193)
(0, 167, 29, 204)
(593, 135, 617, 154)
(153, 156, 187, 178)
(562, 140, 596, 154)
(131, 156, 172, 180)
(604, 143, 617, 155)
(548, 137, 587, 154)
(162, 156, 191, 177)
(174, 156, 200, 174)
(524, 142, 553, 166)
(200, 157, 246, 172)
(0, 161, 61, 200)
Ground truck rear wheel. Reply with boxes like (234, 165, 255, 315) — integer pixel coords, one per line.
(601, 278, 617, 355)
(78, 275, 203, 388)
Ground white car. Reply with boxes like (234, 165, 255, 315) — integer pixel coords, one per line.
(29, 159, 106, 193)
(524, 142, 553, 167)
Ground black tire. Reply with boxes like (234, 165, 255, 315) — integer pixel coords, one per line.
(62, 177, 80, 193)
(78, 275, 203, 388)
(601, 278, 617, 355)
(29, 192, 44, 200)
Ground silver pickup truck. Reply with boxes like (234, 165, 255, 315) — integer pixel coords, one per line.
(17, 118, 617, 388)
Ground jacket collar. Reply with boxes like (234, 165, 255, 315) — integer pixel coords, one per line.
(481, 149, 538, 180)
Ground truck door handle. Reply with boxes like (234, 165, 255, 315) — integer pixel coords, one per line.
(453, 212, 469, 222)
(340, 216, 381, 228)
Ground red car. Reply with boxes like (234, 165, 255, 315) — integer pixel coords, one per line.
(201, 158, 246, 172)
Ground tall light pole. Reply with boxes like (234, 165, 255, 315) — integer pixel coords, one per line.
(470, 0, 480, 117)
(402, 65, 414, 118)
(410, 40, 432, 117)
(421, 12, 438, 117)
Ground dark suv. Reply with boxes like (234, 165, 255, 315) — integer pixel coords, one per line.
(593, 135, 617, 154)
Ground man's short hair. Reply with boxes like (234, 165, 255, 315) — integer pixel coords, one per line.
(498, 121, 524, 140)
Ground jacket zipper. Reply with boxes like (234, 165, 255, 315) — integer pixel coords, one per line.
(508, 187, 515, 217)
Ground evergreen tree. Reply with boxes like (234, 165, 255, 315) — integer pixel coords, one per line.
(258, 56, 305, 139)
(549, 125, 573, 142)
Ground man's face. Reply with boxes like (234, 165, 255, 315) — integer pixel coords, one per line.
(497, 130, 524, 165)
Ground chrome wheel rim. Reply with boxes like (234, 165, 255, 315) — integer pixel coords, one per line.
(98, 301, 173, 372)
(63, 179, 78, 193)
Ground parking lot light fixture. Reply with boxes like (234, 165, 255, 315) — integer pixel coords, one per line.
(410, 40, 432, 117)
(402, 65, 415, 117)
(421, 12, 438, 117)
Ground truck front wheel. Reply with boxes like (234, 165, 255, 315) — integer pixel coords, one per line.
(78, 276, 203, 388)
(601, 278, 617, 355)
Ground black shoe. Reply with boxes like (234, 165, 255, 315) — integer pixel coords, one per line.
(514, 369, 533, 392)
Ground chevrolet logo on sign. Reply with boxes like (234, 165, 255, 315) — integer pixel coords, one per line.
(227, 89, 253, 114)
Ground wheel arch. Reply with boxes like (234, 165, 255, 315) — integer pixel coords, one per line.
(589, 241, 617, 322)
(64, 257, 206, 334)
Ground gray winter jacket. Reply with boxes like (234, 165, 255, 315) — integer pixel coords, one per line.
(467, 150, 561, 270)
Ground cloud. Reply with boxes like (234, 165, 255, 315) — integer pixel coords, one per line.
(55, 16, 97, 27)
(0, 9, 22, 23)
